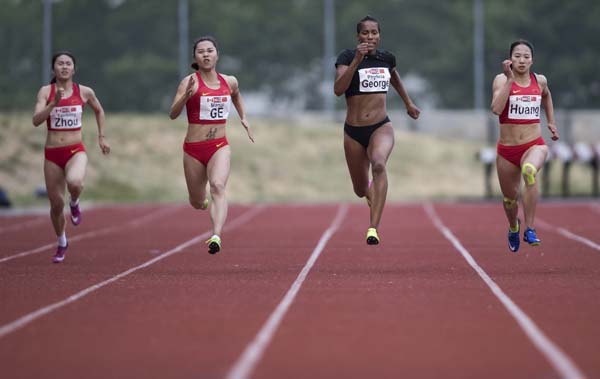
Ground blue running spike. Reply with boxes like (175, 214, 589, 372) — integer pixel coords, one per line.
(523, 227, 541, 246)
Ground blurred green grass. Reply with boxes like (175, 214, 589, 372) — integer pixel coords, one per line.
(0, 112, 595, 207)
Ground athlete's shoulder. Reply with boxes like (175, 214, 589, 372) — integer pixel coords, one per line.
(493, 73, 508, 84)
(78, 84, 96, 98)
(376, 49, 395, 59)
(219, 73, 238, 92)
(375, 49, 396, 66)
(335, 49, 355, 66)
(36, 84, 52, 100)
(533, 72, 547, 84)
(38, 84, 52, 94)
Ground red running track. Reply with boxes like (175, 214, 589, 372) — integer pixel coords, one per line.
(0, 201, 598, 379)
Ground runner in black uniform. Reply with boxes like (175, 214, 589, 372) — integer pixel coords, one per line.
(334, 15, 420, 245)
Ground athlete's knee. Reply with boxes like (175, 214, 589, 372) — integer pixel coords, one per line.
(67, 178, 84, 194)
(521, 163, 538, 186)
(371, 160, 386, 177)
(503, 196, 518, 210)
(49, 198, 65, 214)
(210, 181, 226, 197)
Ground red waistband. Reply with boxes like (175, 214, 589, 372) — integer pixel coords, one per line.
(497, 136, 545, 149)
(44, 142, 86, 151)
(183, 136, 228, 147)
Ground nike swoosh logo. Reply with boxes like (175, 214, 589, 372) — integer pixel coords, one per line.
(202, 92, 210, 96)
(216, 142, 224, 148)
(513, 89, 521, 94)
(70, 149, 79, 154)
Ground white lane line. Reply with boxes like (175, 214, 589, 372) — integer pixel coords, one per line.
(537, 218, 600, 252)
(0, 217, 45, 235)
(226, 204, 348, 379)
(424, 203, 585, 379)
(0, 205, 265, 339)
(0, 206, 180, 264)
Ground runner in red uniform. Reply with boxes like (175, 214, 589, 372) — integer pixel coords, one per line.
(170, 36, 254, 254)
(32, 51, 110, 263)
(491, 39, 559, 252)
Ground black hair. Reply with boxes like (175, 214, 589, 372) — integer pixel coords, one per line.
(190, 36, 218, 70)
(356, 15, 380, 34)
(50, 51, 76, 84)
(509, 39, 534, 57)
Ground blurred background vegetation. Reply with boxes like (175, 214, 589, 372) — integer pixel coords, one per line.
(2, 0, 599, 112)
(1, 0, 599, 206)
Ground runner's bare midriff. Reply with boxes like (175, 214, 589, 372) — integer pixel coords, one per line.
(46, 130, 83, 148)
(345, 93, 388, 126)
(186, 123, 227, 143)
(499, 122, 541, 146)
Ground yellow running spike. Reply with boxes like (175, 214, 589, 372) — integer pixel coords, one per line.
(205, 235, 221, 254)
(366, 228, 380, 245)
(200, 198, 209, 210)
(522, 163, 538, 186)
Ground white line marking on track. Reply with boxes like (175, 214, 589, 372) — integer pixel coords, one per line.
(226, 204, 348, 379)
(0, 206, 181, 264)
(537, 218, 600, 252)
(0, 205, 265, 338)
(424, 203, 585, 379)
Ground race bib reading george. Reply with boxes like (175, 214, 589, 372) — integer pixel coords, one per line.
(358, 67, 390, 93)
(508, 95, 541, 120)
(199, 95, 231, 121)
(50, 105, 83, 130)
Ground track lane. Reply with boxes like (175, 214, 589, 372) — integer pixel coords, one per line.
(0, 205, 339, 379)
(432, 202, 599, 377)
(0, 205, 215, 324)
(249, 204, 558, 379)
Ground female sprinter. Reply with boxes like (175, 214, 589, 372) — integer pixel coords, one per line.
(491, 39, 559, 252)
(334, 16, 420, 245)
(170, 36, 254, 255)
(32, 51, 110, 263)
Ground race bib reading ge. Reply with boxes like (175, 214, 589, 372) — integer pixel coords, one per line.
(358, 67, 390, 93)
(508, 95, 541, 120)
(50, 105, 83, 130)
(200, 95, 231, 121)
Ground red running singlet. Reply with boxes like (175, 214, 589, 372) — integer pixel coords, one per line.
(186, 72, 232, 125)
(46, 83, 85, 132)
(498, 72, 542, 125)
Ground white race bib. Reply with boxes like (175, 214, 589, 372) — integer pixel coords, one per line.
(508, 95, 541, 120)
(358, 67, 390, 93)
(199, 95, 231, 121)
(50, 105, 83, 130)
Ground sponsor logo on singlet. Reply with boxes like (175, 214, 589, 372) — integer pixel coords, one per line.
(358, 67, 390, 93)
(199, 95, 231, 121)
(50, 105, 83, 129)
(508, 95, 541, 120)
